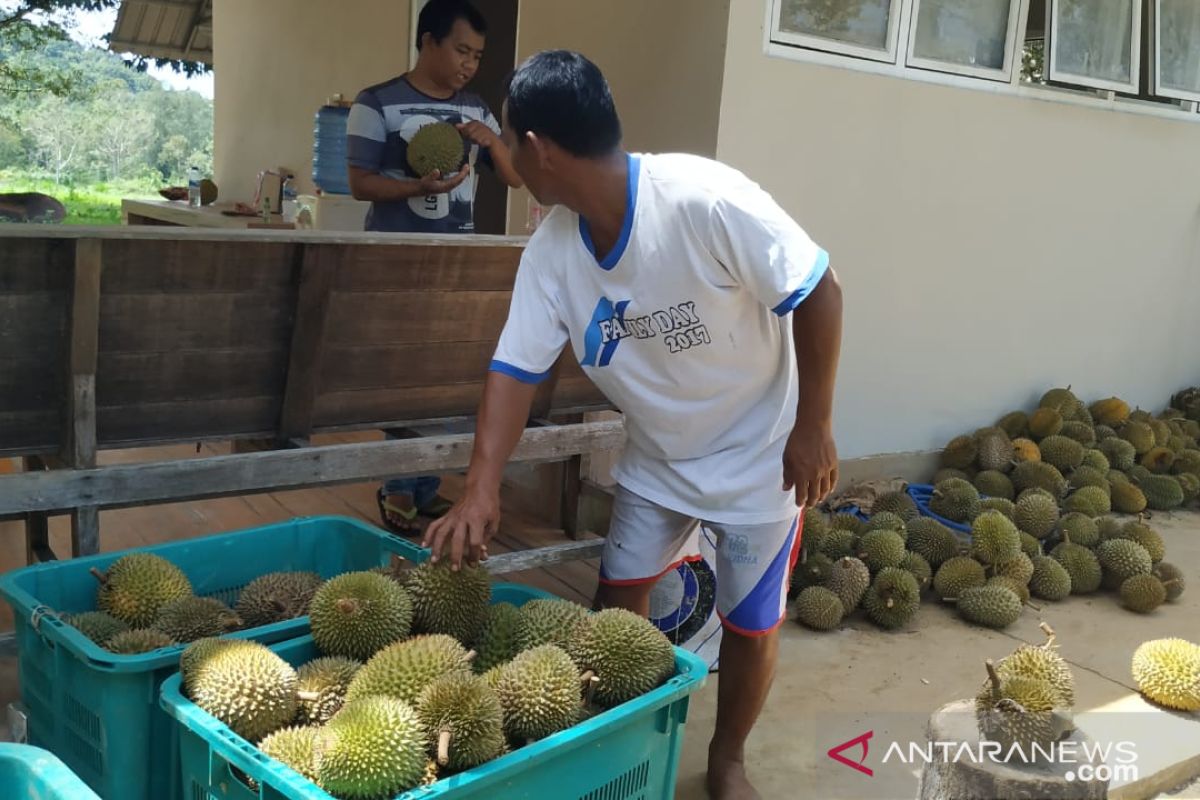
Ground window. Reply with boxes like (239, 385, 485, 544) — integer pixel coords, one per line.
(1048, 0, 1142, 93)
(907, 0, 1025, 80)
(771, 0, 904, 63)
(1153, 0, 1200, 102)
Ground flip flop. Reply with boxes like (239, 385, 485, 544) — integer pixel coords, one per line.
(377, 488, 421, 536)
(418, 494, 455, 519)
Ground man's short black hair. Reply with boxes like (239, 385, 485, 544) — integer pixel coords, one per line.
(416, 0, 487, 50)
(504, 50, 622, 159)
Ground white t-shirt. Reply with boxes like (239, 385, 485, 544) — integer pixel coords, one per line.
(491, 152, 830, 524)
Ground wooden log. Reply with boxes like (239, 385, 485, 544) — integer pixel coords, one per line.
(66, 240, 102, 557)
(0, 419, 625, 516)
(917, 699, 1108, 800)
(277, 243, 339, 442)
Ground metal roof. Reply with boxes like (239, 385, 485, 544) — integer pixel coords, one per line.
(109, 0, 213, 65)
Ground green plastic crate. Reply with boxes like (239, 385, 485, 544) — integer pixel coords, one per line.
(160, 585, 708, 800)
(0, 743, 102, 800)
(0, 515, 430, 800)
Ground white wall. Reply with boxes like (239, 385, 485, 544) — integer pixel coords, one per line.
(716, 0, 1200, 460)
(211, 0, 412, 203)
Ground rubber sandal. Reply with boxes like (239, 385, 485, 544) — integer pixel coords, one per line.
(377, 488, 421, 536)
(418, 495, 455, 519)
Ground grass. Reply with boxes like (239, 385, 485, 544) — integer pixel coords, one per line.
(0, 172, 163, 225)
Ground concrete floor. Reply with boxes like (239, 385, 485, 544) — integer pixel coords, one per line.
(672, 510, 1200, 800)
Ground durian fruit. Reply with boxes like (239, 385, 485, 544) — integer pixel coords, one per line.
(1100, 437, 1137, 471)
(1171, 449, 1200, 477)
(1090, 397, 1130, 427)
(981, 497, 1016, 520)
(929, 482, 980, 524)
(309, 571, 413, 661)
(1115, 519, 1165, 562)
(974, 470, 1015, 500)
(1141, 447, 1176, 474)
(987, 576, 1030, 605)
(826, 557, 871, 612)
(1011, 438, 1041, 464)
(406, 121, 466, 177)
(406, 561, 492, 645)
(567, 608, 674, 706)
(1176, 473, 1200, 503)
(933, 557, 986, 600)
(1148, 418, 1172, 449)
(801, 512, 829, 557)
(1097, 539, 1153, 590)
(970, 511, 1021, 566)
(905, 518, 960, 569)
(1039, 387, 1079, 417)
(954, 585, 1022, 629)
(1068, 466, 1110, 494)
(866, 511, 908, 536)
(470, 602, 524, 674)
(1080, 449, 1110, 473)
(1063, 486, 1112, 517)
(975, 660, 1073, 753)
(818, 529, 858, 561)
(830, 513, 868, 537)
(1028, 408, 1064, 440)
(517, 598, 591, 651)
(187, 640, 298, 742)
(1059, 421, 1096, 448)
(857, 530, 907, 574)
(1135, 474, 1185, 510)
(1152, 562, 1185, 602)
(106, 628, 177, 654)
(345, 634, 473, 706)
(1013, 491, 1059, 540)
(493, 644, 582, 739)
(977, 432, 1015, 473)
(416, 673, 505, 771)
(862, 568, 920, 630)
(91, 553, 193, 628)
(1094, 425, 1118, 442)
(1019, 532, 1042, 559)
(318, 696, 428, 799)
(1029, 556, 1072, 601)
(993, 553, 1034, 586)
(1011, 461, 1067, 499)
(1054, 513, 1099, 549)
(181, 637, 236, 691)
(1050, 540, 1102, 595)
(1038, 435, 1084, 472)
(933, 468, 972, 485)
(259, 725, 324, 784)
(1130, 638, 1200, 711)
(998, 625, 1075, 705)
(790, 552, 833, 595)
(296, 656, 362, 725)
(1120, 421, 1157, 456)
(940, 435, 979, 470)
(996, 411, 1029, 439)
(872, 490, 919, 521)
(1119, 575, 1167, 614)
(794, 587, 844, 631)
(68, 611, 130, 646)
(900, 552, 933, 592)
(1111, 481, 1148, 514)
(152, 596, 243, 643)
(235, 571, 323, 628)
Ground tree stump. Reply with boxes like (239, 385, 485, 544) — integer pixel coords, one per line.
(918, 700, 1108, 800)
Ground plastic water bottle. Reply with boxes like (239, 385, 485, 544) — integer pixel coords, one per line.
(187, 166, 201, 207)
(313, 96, 352, 195)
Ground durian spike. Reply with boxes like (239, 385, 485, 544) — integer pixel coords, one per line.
(985, 659, 1002, 702)
(88, 567, 108, 585)
(464, 649, 477, 663)
(437, 728, 451, 766)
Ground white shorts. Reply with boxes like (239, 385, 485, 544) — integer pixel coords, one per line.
(599, 485, 804, 636)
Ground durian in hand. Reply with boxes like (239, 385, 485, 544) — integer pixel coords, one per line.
(407, 121, 466, 177)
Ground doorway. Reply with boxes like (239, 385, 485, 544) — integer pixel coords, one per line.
(410, 0, 519, 236)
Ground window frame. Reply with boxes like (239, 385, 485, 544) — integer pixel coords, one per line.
(1150, 0, 1200, 103)
(904, 0, 1025, 82)
(769, 0, 906, 65)
(1046, 0, 1143, 94)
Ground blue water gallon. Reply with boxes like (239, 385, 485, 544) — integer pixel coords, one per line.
(313, 95, 351, 195)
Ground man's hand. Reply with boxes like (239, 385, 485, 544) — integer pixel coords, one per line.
(421, 487, 501, 570)
(783, 420, 838, 510)
(457, 120, 500, 150)
(418, 163, 471, 195)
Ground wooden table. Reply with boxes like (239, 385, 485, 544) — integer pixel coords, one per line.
(122, 198, 287, 228)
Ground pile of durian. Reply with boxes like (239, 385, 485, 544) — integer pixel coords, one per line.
(790, 388, 1189, 632)
(69, 553, 675, 799)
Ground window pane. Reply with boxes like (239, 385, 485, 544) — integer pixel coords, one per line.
(779, 0, 893, 51)
(1159, 0, 1200, 94)
(1053, 0, 1134, 84)
(913, 0, 1014, 70)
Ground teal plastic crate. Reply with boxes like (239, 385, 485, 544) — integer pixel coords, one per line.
(0, 515, 429, 800)
(161, 584, 708, 800)
(0, 743, 102, 800)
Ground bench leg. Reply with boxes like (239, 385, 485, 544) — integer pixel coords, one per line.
(561, 454, 583, 540)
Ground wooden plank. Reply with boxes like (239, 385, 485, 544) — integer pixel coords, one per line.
(313, 384, 487, 428)
(320, 342, 496, 392)
(101, 239, 299, 293)
(0, 419, 626, 515)
(66, 239, 102, 557)
(98, 293, 294, 352)
(21, 456, 53, 564)
(0, 411, 60, 455)
(482, 539, 604, 574)
(0, 359, 61, 410)
(324, 291, 512, 346)
(0, 295, 69, 353)
(278, 244, 338, 441)
(0, 224, 529, 247)
(97, 396, 282, 445)
(0, 238, 74, 292)
(96, 349, 288, 405)
(334, 243, 521, 292)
